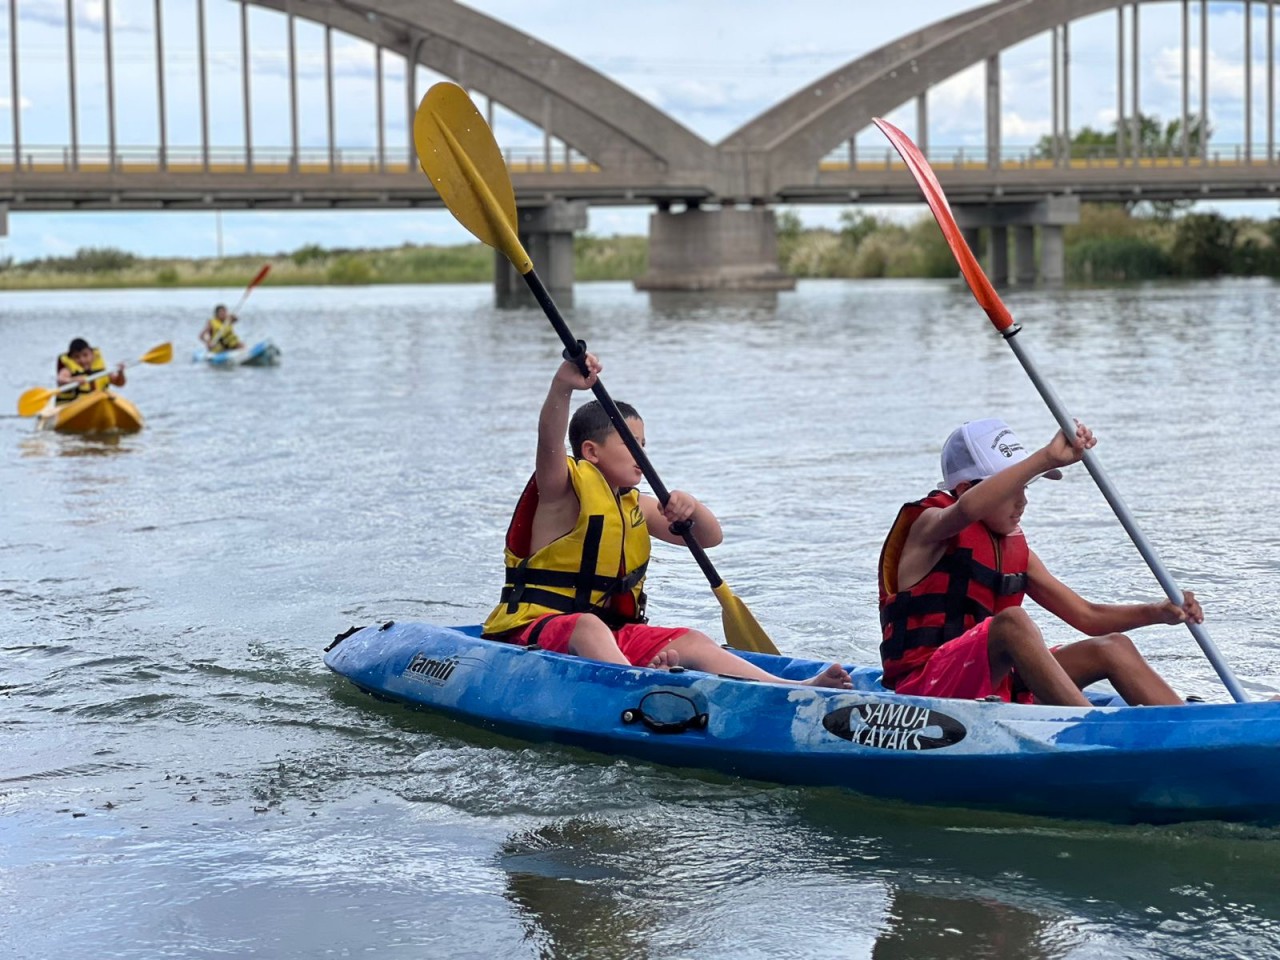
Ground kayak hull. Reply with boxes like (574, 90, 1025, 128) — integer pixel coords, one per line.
(37, 391, 144, 435)
(193, 339, 281, 367)
(325, 622, 1280, 825)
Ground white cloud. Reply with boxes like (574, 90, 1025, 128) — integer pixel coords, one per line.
(1001, 112, 1051, 140)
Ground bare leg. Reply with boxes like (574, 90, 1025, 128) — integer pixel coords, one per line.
(565, 614, 630, 666)
(1052, 634, 1182, 706)
(664, 631, 853, 689)
(987, 608, 1090, 707)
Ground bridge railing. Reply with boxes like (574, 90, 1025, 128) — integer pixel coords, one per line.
(8, 140, 1275, 182)
(820, 143, 1280, 171)
(0, 144, 602, 176)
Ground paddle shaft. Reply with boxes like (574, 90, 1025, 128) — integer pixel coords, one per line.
(231, 265, 270, 316)
(871, 117, 1246, 703)
(213, 266, 270, 348)
(521, 269, 726, 590)
(1002, 327, 1248, 702)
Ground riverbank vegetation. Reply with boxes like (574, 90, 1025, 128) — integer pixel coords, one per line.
(778, 205, 1280, 282)
(0, 204, 1276, 290)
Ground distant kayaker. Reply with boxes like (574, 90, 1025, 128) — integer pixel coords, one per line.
(878, 418, 1195, 707)
(482, 351, 851, 689)
(55, 338, 125, 405)
(199, 304, 243, 354)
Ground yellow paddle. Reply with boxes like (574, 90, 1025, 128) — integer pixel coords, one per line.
(413, 82, 780, 656)
(17, 342, 173, 417)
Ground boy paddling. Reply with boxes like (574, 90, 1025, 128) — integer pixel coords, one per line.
(878, 418, 1196, 706)
(482, 351, 851, 689)
(56, 338, 125, 404)
(199, 304, 243, 354)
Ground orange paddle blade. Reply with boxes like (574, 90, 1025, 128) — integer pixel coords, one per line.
(873, 117, 1015, 333)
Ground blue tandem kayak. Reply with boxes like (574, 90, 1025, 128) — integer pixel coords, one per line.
(192, 339, 281, 367)
(324, 621, 1280, 825)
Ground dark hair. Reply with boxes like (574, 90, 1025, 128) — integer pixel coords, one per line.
(68, 338, 90, 354)
(214, 303, 227, 313)
(569, 400, 641, 459)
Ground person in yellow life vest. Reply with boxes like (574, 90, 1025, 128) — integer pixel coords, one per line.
(199, 304, 243, 354)
(55, 337, 125, 405)
(481, 350, 852, 689)
(878, 417, 1196, 707)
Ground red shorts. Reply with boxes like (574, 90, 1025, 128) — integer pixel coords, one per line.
(893, 619, 1019, 702)
(504, 613, 689, 667)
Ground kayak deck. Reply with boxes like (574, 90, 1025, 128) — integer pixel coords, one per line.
(325, 621, 1280, 825)
(37, 390, 143, 435)
(193, 339, 281, 367)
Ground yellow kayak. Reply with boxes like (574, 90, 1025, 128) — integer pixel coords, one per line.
(37, 391, 144, 435)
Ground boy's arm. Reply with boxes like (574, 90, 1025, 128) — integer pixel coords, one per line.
(909, 422, 1095, 549)
(1025, 549, 1202, 635)
(640, 490, 724, 547)
(909, 447, 1064, 547)
(534, 354, 601, 508)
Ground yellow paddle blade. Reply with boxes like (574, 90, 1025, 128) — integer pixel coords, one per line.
(17, 386, 56, 417)
(713, 582, 781, 656)
(140, 342, 173, 365)
(413, 82, 533, 273)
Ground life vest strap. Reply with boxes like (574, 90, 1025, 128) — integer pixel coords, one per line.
(575, 514, 605, 612)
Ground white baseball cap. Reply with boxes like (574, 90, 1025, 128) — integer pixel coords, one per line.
(940, 418, 1063, 491)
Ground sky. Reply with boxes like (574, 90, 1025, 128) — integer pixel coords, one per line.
(1, 0, 1278, 260)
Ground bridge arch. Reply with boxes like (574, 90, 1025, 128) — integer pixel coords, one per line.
(720, 0, 1255, 192)
(246, 0, 717, 177)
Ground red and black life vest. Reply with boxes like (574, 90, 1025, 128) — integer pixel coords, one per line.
(877, 491, 1028, 689)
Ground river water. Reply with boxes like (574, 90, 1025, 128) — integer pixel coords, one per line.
(3, 278, 1279, 959)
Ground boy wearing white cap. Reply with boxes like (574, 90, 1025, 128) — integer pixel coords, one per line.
(877, 418, 1198, 707)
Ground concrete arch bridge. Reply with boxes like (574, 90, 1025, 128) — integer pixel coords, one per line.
(2, 0, 1278, 298)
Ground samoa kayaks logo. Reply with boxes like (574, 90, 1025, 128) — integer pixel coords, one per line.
(822, 701, 966, 751)
(403, 652, 460, 685)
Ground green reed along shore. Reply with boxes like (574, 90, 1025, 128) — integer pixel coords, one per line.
(0, 235, 649, 291)
(2, 205, 1277, 291)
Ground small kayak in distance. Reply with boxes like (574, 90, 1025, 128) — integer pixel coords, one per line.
(193, 339, 281, 368)
(325, 621, 1280, 825)
(37, 391, 144, 435)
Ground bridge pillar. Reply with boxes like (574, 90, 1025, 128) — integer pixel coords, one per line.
(954, 196, 1079, 286)
(988, 226, 1009, 286)
(0, 204, 7, 239)
(1039, 225, 1066, 285)
(635, 206, 795, 292)
(1014, 226, 1037, 285)
(494, 200, 588, 309)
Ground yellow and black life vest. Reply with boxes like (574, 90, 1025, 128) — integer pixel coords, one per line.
(209, 316, 242, 352)
(56, 348, 110, 404)
(482, 458, 650, 638)
(878, 491, 1029, 689)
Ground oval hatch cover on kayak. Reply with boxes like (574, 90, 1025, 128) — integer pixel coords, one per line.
(822, 702, 966, 750)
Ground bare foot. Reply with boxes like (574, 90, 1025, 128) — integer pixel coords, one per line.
(649, 647, 680, 671)
(803, 663, 853, 690)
